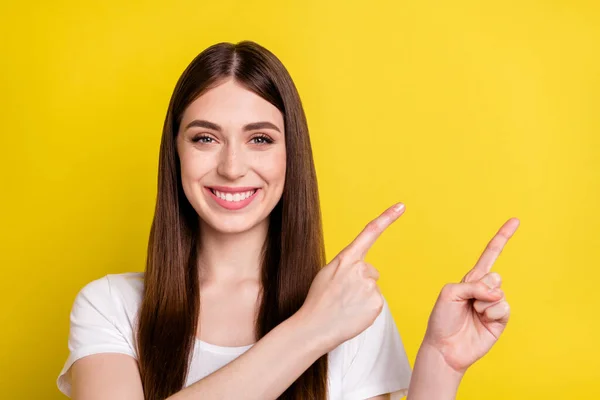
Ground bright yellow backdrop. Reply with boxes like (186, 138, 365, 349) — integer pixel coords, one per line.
(1, 0, 599, 399)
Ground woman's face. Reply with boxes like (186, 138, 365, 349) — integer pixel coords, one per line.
(176, 78, 286, 234)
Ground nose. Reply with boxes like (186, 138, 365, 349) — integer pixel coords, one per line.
(216, 142, 248, 181)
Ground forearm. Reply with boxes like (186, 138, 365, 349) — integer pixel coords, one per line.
(167, 312, 327, 400)
(406, 344, 464, 400)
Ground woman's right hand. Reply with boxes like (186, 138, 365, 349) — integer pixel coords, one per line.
(297, 202, 406, 352)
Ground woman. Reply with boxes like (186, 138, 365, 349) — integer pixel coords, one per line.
(57, 41, 518, 400)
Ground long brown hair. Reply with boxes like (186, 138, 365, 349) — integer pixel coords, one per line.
(137, 41, 327, 400)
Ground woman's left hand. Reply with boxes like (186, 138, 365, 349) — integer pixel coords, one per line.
(421, 218, 520, 374)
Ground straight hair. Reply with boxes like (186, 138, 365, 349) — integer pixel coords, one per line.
(137, 41, 328, 400)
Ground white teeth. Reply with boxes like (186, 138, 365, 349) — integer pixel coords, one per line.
(212, 189, 257, 202)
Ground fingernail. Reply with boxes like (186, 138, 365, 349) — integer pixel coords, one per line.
(393, 203, 405, 213)
(482, 275, 495, 289)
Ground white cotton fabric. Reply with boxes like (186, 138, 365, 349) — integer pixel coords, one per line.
(57, 273, 412, 399)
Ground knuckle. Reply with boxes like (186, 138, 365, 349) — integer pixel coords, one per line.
(477, 281, 491, 293)
(363, 221, 377, 233)
(489, 272, 502, 285)
(461, 272, 471, 283)
(356, 262, 367, 277)
(498, 226, 513, 239)
(365, 220, 381, 233)
(486, 236, 504, 253)
(440, 283, 455, 298)
(365, 278, 376, 291)
(336, 250, 351, 264)
(364, 263, 379, 279)
(374, 294, 384, 312)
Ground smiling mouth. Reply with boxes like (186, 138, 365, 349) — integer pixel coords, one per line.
(208, 188, 258, 203)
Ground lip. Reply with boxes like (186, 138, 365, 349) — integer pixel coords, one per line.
(205, 187, 260, 211)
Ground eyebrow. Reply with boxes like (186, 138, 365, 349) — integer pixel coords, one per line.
(184, 119, 281, 133)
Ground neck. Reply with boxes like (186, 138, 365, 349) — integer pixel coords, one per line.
(197, 219, 268, 284)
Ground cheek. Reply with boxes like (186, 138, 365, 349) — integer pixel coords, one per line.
(178, 156, 196, 203)
(179, 151, 211, 181)
(277, 149, 287, 179)
(263, 148, 287, 183)
(178, 152, 214, 205)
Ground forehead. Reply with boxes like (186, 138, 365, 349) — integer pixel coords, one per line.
(180, 79, 284, 131)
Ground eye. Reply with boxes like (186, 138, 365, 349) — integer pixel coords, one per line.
(250, 134, 274, 145)
(191, 135, 215, 144)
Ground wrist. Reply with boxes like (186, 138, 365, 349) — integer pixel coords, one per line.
(407, 343, 464, 400)
(287, 308, 333, 357)
(419, 335, 469, 376)
(416, 342, 465, 377)
(290, 306, 341, 355)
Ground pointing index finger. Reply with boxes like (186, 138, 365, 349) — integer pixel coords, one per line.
(340, 203, 405, 261)
(464, 218, 520, 283)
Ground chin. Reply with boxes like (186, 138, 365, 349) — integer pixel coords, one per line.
(201, 212, 268, 235)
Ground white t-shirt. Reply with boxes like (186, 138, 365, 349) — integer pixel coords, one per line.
(57, 273, 412, 399)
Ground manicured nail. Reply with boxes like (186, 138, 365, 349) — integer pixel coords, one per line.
(393, 203, 405, 213)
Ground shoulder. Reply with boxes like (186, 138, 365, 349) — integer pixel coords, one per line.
(58, 273, 144, 396)
(71, 272, 145, 331)
(77, 272, 144, 301)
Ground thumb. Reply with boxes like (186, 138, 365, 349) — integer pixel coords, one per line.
(441, 282, 504, 302)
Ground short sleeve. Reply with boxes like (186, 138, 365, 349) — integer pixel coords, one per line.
(57, 276, 137, 397)
(341, 298, 412, 400)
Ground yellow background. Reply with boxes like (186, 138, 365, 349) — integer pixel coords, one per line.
(1, 0, 599, 398)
